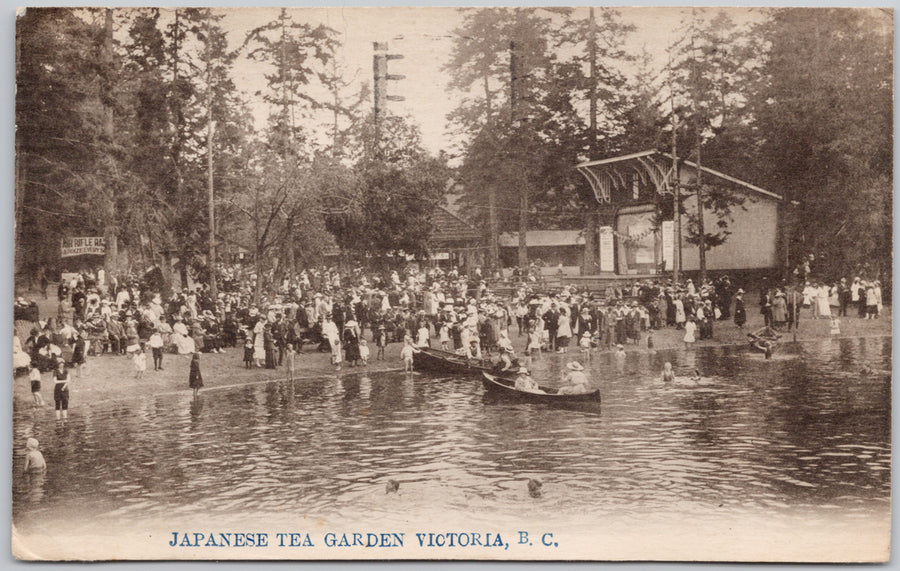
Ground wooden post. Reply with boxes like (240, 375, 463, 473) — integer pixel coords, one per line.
(205, 12, 217, 300)
(511, 40, 528, 270)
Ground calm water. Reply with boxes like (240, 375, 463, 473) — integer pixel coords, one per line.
(13, 336, 891, 534)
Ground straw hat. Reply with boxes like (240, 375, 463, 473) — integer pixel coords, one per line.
(566, 361, 585, 371)
(517, 367, 530, 375)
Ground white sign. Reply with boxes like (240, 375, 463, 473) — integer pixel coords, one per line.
(599, 226, 614, 272)
(662, 221, 674, 268)
(60, 237, 106, 258)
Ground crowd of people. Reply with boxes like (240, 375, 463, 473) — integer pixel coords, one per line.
(758, 277, 884, 332)
(12, 261, 889, 400)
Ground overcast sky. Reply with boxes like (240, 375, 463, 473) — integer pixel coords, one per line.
(148, 7, 768, 156)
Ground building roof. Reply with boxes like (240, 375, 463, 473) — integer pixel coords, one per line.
(575, 150, 783, 203)
(429, 205, 482, 244)
(499, 230, 585, 248)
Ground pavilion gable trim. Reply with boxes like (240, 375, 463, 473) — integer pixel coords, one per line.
(575, 150, 783, 203)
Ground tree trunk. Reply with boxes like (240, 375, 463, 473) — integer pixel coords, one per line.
(102, 8, 118, 276)
(588, 7, 598, 152)
(205, 11, 217, 300)
(696, 143, 707, 284)
(487, 185, 499, 269)
(517, 181, 528, 269)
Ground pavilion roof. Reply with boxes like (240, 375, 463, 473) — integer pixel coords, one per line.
(429, 205, 482, 244)
(575, 150, 783, 203)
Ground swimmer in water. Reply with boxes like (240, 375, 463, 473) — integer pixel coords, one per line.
(527, 478, 543, 498)
(661, 362, 675, 383)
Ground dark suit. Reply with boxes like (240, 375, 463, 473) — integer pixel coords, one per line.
(543, 309, 560, 351)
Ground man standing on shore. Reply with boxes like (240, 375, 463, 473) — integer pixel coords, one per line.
(542, 302, 559, 352)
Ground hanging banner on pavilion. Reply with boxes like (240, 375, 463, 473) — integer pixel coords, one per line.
(629, 220, 655, 264)
(599, 226, 614, 272)
(661, 221, 674, 267)
(60, 237, 106, 258)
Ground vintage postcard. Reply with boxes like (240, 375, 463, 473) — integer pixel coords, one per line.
(12, 5, 891, 561)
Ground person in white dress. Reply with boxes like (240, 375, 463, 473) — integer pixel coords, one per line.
(170, 317, 196, 354)
(252, 318, 266, 366)
(674, 296, 686, 329)
(816, 283, 831, 319)
(683, 318, 697, 344)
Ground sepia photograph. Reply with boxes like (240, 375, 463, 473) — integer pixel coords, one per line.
(11, 5, 892, 561)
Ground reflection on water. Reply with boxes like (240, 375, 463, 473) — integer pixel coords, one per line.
(13, 337, 891, 532)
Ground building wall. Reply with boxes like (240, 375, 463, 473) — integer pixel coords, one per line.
(499, 245, 584, 269)
(679, 191, 780, 271)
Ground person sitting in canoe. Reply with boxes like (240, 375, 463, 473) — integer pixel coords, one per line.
(455, 337, 483, 361)
(493, 346, 518, 373)
(514, 367, 544, 394)
(558, 361, 590, 395)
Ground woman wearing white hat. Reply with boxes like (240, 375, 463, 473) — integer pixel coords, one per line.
(514, 367, 543, 394)
(558, 361, 589, 395)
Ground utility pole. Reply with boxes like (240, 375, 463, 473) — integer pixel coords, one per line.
(696, 141, 706, 284)
(482, 60, 499, 271)
(586, 7, 600, 274)
(372, 42, 405, 155)
(689, 27, 707, 284)
(14, 24, 23, 278)
(511, 40, 528, 270)
(205, 12, 217, 300)
(588, 8, 598, 151)
(668, 50, 682, 284)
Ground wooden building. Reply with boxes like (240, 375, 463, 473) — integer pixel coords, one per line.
(498, 230, 586, 275)
(427, 205, 484, 272)
(575, 150, 790, 279)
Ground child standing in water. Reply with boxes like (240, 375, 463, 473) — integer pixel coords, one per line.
(53, 360, 71, 421)
(285, 343, 296, 381)
(189, 352, 203, 398)
(133, 344, 147, 380)
(579, 331, 592, 359)
(438, 322, 450, 351)
(614, 344, 627, 374)
(375, 325, 387, 361)
(23, 438, 46, 473)
(400, 337, 416, 372)
(358, 339, 370, 366)
(526, 324, 542, 361)
(148, 329, 164, 371)
(28, 366, 44, 407)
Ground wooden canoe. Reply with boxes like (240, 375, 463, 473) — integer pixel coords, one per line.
(482, 372, 601, 404)
(747, 326, 781, 353)
(412, 346, 500, 377)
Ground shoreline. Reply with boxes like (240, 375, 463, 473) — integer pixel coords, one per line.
(12, 292, 892, 410)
